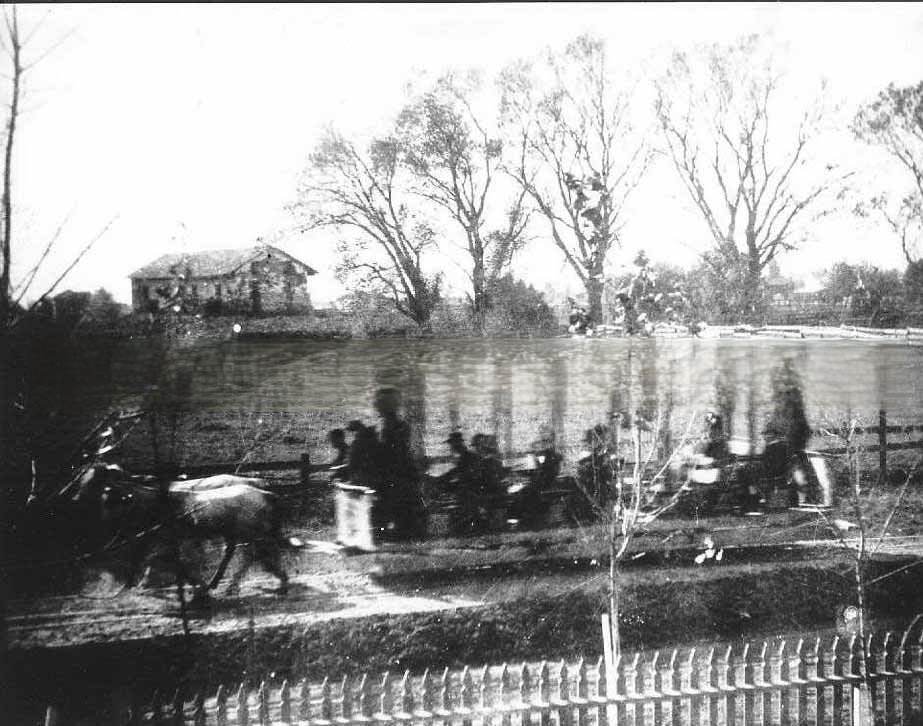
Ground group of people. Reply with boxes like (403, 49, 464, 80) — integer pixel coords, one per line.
(434, 431, 505, 532)
(326, 402, 569, 536)
(326, 387, 426, 540)
(324, 392, 819, 539)
(432, 425, 566, 532)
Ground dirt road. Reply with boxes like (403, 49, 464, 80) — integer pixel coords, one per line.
(6, 508, 866, 651)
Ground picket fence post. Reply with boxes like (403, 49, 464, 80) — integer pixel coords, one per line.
(76, 621, 923, 726)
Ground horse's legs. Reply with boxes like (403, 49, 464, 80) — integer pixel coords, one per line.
(224, 543, 253, 596)
(207, 538, 237, 591)
(127, 538, 152, 589)
(255, 540, 288, 594)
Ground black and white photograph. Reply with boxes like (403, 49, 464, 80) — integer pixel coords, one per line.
(3, 3, 923, 724)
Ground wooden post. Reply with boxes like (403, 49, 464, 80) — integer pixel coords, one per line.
(43, 705, 60, 726)
(300, 453, 311, 486)
(879, 410, 887, 484)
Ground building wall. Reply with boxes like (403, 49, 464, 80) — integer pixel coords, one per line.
(239, 253, 312, 313)
(131, 252, 313, 314)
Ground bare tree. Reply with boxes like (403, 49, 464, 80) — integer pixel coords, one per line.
(816, 415, 923, 723)
(572, 410, 698, 661)
(1, 7, 113, 502)
(500, 35, 653, 324)
(294, 128, 442, 328)
(655, 35, 849, 320)
(396, 72, 530, 330)
(853, 81, 923, 265)
(0, 5, 23, 328)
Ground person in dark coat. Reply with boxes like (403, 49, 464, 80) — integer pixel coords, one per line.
(345, 420, 380, 489)
(374, 387, 425, 540)
(701, 412, 730, 462)
(327, 428, 350, 482)
(509, 426, 562, 528)
(473, 434, 505, 498)
(531, 427, 563, 490)
(438, 432, 479, 491)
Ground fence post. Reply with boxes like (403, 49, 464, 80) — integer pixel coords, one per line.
(257, 680, 270, 726)
(807, 638, 825, 726)
(593, 656, 609, 726)
(499, 665, 512, 726)
(300, 453, 312, 486)
(43, 705, 60, 726)
(298, 677, 310, 722)
(879, 410, 888, 484)
(462, 666, 475, 726)
(575, 659, 589, 726)
(400, 670, 414, 717)
(236, 683, 249, 726)
(170, 688, 184, 726)
(538, 661, 551, 726)
(357, 673, 372, 721)
(878, 633, 897, 725)
(849, 634, 873, 726)
(421, 668, 433, 718)
(341, 675, 352, 722)
(556, 662, 572, 726)
(193, 691, 206, 726)
(320, 676, 332, 721)
(279, 680, 291, 725)
(216, 685, 228, 726)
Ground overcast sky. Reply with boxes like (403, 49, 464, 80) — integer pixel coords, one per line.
(8, 3, 923, 305)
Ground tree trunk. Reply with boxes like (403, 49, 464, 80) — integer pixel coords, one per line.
(744, 255, 763, 324)
(586, 276, 604, 327)
(608, 517, 621, 661)
(471, 253, 487, 333)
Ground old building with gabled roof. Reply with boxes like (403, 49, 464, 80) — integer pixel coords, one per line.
(129, 244, 317, 315)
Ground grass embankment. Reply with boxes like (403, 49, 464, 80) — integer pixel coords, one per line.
(7, 552, 923, 717)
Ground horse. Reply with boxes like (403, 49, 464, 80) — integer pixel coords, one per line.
(70, 464, 293, 601)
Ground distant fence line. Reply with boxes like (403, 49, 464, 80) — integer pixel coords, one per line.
(73, 624, 923, 725)
(171, 412, 923, 483)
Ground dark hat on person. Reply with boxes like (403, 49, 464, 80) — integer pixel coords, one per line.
(444, 431, 465, 445)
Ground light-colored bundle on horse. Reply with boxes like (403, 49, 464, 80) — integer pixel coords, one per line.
(71, 465, 300, 603)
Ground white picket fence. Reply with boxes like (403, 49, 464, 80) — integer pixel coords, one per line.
(73, 624, 923, 726)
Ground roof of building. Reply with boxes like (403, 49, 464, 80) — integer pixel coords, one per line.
(129, 244, 317, 280)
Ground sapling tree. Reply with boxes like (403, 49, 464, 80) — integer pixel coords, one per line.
(572, 409, 699, 660)
(816, 413, 922, 721)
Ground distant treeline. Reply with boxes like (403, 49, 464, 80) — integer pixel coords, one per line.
(25, 254, 923, 338)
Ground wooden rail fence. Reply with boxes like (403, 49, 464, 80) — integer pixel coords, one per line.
(96, 625, 923, 725)
(169, 414, 923, 484)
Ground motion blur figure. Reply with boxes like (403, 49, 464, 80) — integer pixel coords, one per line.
(437, 431, 482, 533)
(508, 426, 562, 529)
(327, 428, 350, 482)
(577, 424, 616, 511)
(474, 434, 505, 500)
(701, 412, 730, 463)
(345, 420, 379, 489)
(374, 387, 425, 540)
